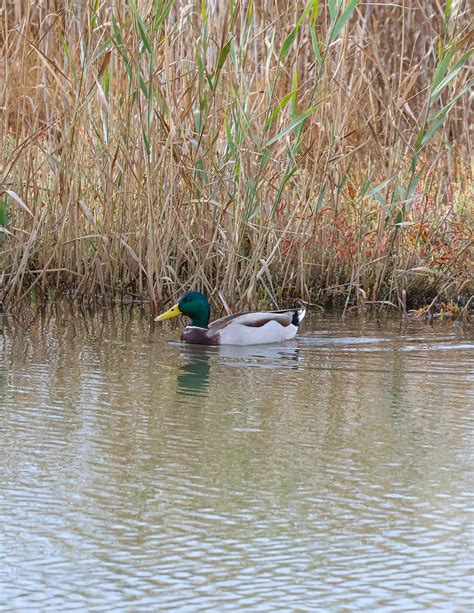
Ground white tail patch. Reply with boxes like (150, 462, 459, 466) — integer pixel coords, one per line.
(296, 306, 306, 325)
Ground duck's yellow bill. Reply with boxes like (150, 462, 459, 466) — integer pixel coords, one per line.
(155, 303, 182, 321)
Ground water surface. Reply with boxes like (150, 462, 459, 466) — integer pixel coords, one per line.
(1, 305, 472, 611)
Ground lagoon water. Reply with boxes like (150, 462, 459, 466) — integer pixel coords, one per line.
(1, 305, 473, 611)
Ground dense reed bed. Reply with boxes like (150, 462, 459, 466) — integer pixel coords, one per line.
(0, 1, 472, 313)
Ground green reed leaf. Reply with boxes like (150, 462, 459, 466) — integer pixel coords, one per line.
(430, 50, 473, 104)
(330, 0, 358, 42)
(264, 89, 298, 132)
(279, 1, 313, 61)
(152, 0, 174, 33)
(267, 105, 318, 146)
(0, 193, 8, 242)
(328, 0, 338, 23)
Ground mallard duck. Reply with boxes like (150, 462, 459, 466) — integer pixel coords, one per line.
(155, 291, 306, 346)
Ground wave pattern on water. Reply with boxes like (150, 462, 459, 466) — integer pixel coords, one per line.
(0, 310, 473, 610)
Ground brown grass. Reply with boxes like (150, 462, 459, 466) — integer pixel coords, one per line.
(0, 1, 472, 313)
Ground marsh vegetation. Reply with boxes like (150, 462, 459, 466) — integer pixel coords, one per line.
(0, 1, 472, 312)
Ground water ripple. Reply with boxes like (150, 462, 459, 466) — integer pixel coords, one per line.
(0, 310, 472, 610)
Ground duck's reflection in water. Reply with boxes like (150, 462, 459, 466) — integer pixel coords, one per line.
(217, 342, 301, 367)
(176, 342, 301, 397)
(176, 346, 212, 398)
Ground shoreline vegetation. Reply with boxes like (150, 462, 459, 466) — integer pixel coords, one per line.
(0, 1, 472, 317)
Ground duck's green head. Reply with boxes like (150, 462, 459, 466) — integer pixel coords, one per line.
(155, 291, 210, 328)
